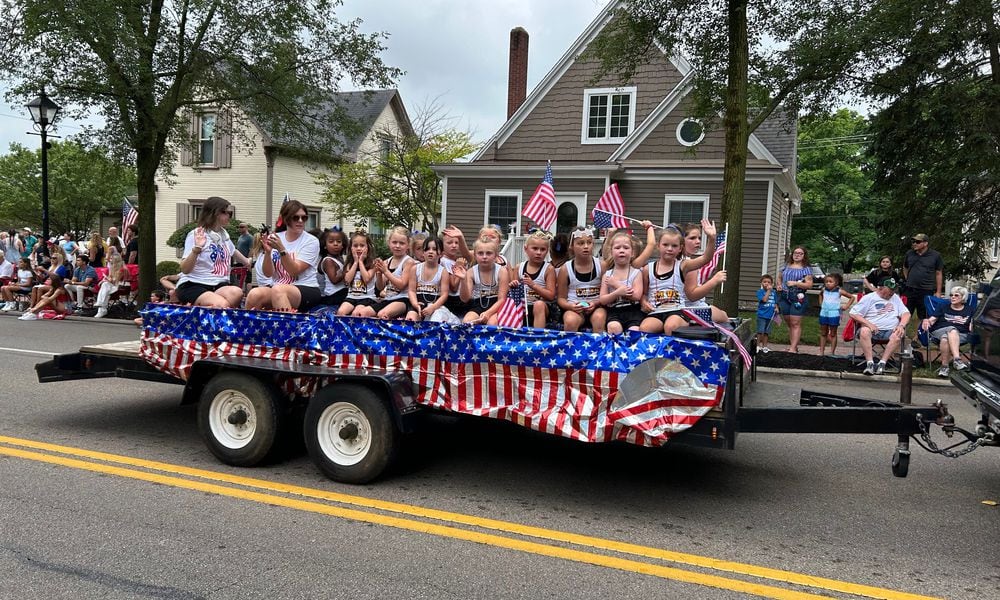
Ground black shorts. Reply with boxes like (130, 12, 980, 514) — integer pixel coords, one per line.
(607, 305, 645, 329)
(469, 295, 498, 313)
(294, 285, 322, 311)
(176, 281, 229, 305)
(642, 307, 685, 324)
(318, 288, 348, 306)
(377, 297, 414, 314)
(445, 295, 469, 318)
(343, 297, 378, 308)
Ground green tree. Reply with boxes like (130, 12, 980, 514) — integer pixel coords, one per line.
(865, 0, 999, 279)
(792, 110, 883, 274)
(584, 0, 870, 312)
(0, 0, 399, 296)
(0, 140, 135, 236)
(317, 104, 477, 235)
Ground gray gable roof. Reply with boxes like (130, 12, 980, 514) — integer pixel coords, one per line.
(256, 89, 408, 161)
(752, 110, 797, 176)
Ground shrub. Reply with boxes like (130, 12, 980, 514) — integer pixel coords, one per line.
(166, 220, 254, 249)
(156, 260, 181, 281)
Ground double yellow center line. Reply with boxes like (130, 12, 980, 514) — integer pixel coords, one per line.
(0, 435, 937, 600)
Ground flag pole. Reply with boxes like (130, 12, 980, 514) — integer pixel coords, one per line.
(719, 222, 730, 294)
(592, 208, 645, 226)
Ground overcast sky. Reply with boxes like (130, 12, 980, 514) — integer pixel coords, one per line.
(0, 0, 611, 153)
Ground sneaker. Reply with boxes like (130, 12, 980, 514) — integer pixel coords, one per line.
(1, 301, 13, 311)
(863, 361, 875, 376)
(875, 361, 886, 375)
(952, 358, 968, 371)
(94, 307, 107, 319)
(18, 312, 38, 321)
(937, 366, 950, 378)
(761, 346, 770, 354)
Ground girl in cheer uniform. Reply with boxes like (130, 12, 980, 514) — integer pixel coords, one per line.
(375, 226, 415, 319)
(599, 231, 645, 334)
(557, 227, 606, 333)
(459, 237, 510, 325)
(337, 232, 378, 317)
(407, 237, 452, 322)
(516, 230, 556, 328)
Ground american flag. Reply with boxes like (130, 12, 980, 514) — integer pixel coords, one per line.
(122, 198, 138, 244)
(139, 305, 730, 446)
(496, 282, 526, 328)
(698, 230, 727, 283)
(592, 183, 628, 229)
(682, 308, 752, 369)
(521, 162, 557, 231)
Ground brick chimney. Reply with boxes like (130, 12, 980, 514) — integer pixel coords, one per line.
(507, 27, 529, 120)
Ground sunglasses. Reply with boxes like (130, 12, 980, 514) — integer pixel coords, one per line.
(289, 214, 309, 223)
(949, 293, 962, 297)
(223, 210, 234, 216)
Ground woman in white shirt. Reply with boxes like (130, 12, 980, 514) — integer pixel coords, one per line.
(175, 196, 250, 307)
(245, 200, 321, 312)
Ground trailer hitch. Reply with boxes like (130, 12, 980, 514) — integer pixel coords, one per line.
(912, 402, 992, 458)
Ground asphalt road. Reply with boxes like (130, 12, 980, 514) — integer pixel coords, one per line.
(1, 314, 997, 599)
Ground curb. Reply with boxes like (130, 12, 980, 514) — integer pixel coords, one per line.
(756, 366, 955, 387)
(1, 312, 138, 327)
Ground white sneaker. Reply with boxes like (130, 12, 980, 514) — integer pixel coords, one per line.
(94, 307, 107, 319)
(937, 366, 950, 378)
(1, 302, 14, 311)
(952, 358, 968, 371)
(875, 361, 886, 375)
(863, 361, 875, 376)
(760, 346, 770, 353)
(18, 312, 38, 320)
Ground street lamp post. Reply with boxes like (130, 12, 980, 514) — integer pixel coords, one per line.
(26, 90, 62, 243)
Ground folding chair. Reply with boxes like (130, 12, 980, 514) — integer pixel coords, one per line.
(917, 294, 979, 367)
(848, 292, 910, 371)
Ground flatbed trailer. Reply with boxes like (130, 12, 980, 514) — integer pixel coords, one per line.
(35, 306, 995, 483)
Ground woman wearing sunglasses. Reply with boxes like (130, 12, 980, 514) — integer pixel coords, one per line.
(176, 196, 250, 307)
(245, 200, 321, 312)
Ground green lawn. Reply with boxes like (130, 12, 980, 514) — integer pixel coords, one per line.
(739, 311, 820, 346)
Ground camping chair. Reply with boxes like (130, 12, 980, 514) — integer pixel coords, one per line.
(847, 292, 910, 371)
(106, 263, 140, 317)
(917, 294, 979, 367)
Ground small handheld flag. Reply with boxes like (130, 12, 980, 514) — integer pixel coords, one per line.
(496, 282, 527, 328)
(522, 162, 557, 231)
(592, 183, 628, 229)
(698, 228, 727, 283)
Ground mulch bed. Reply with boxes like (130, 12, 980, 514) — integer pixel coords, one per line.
(756, 351, 865, 373)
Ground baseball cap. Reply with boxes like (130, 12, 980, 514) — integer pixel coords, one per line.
(911, 233, 929, 242)
(22, 227, 31, 233)
(878, 277, 897, 289)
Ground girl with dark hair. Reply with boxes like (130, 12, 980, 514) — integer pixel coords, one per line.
(19, 274, 70, 319)
(317, 228, 348, 306)
(864, 255, 902, 293)
(337, 231, 379, 317)
(245, 199, 321, 312)
(176, 196, 250, 307)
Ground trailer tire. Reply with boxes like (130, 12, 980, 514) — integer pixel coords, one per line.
(891, 448, 910, 478)
(304, 383, 397, 484)
(198, 372, 281, 467)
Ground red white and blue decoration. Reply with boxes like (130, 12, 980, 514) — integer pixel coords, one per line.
(139, 305, 730, 446)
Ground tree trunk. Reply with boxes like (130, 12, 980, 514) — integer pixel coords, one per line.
(135, 147, 158, 302)
(718, 0, 750, 316)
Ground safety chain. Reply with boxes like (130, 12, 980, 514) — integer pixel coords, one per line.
(915, 416, 987, 458)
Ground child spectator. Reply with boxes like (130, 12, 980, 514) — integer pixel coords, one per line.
(557, 227, 606, 333)
(459, 236, 510, 325)
(374, 226, 415, 319)
(818, 273, 855, 356)
(407, 237, 453, 322)
(94, 254, 130, 318)
(1, 258, 34, 311)
(517, 230, 556, 328)
(337, 231, 379, 317)
(756, 275, 777, 353)
(599, 231, 645, 334)
(317, 228, 348, 306)
(19, 274, 70, 320)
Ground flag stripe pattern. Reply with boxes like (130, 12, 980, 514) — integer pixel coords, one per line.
(521, 162, 557, 230)
(681, 308, 752, 370)
(122, 198, 138, 245)
(698, 230, 726, 283)
(139, 305, 730, 446)
(592, 183, 628, 228)
(496, 282, 526, 328)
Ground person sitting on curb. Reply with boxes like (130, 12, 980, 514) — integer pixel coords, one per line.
(19, 274, 71, 320)
(849, 277, 910, 376)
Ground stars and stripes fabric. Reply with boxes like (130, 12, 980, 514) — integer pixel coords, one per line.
(682, 308, 752, 369)
(496, 282, 526, 328)
(521, 162, 557, 231)
(122, 198, 138, 244)
(698, 230, 726, 283)
(139, 305, 730, 446)
(592, 183, 628, 229)
(208, 242, 232, 276)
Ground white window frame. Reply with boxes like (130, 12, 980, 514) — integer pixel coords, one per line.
(484, 189, 523, 237)
(198, 113, 217, 166)
(581, 86, 637, 145)
(663, 194, 710, 228)
(676, 118, 706, 147)
(555, 192, 588, 231)
(990, 238, 1000, 262)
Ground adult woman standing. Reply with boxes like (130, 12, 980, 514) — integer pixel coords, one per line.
(864, 255, 902, 293)
(88, 232, 107, 268)
(245, 200, 321, 312)
(175, 196, 249, 308)
(776, 246, 814, 353)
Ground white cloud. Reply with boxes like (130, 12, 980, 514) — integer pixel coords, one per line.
(0, 1, 610, 151)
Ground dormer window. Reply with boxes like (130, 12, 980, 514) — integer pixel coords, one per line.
(581, 87, 636, 144)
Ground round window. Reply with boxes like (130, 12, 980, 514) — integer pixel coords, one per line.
(677, 118, 705, 147)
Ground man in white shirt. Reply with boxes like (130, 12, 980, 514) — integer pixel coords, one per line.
(849, 277, 910, 376)
(106, 226, 125, 250)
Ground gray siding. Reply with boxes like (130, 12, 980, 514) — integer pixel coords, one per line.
(628, 100, 728, 161)
(488, 50, 682, 162)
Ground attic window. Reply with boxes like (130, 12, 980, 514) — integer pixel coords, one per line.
(581, 87, 636, 144)
(677, 118, 705, 147)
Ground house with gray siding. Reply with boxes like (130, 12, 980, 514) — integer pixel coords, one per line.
(433, 2, 800, 306)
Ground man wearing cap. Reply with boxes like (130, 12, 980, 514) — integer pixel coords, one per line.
(849, 277, 910, 375)
(236, 223, 253, 258)
(20, 228, 37, 259)
(903, 233, 943, 319)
